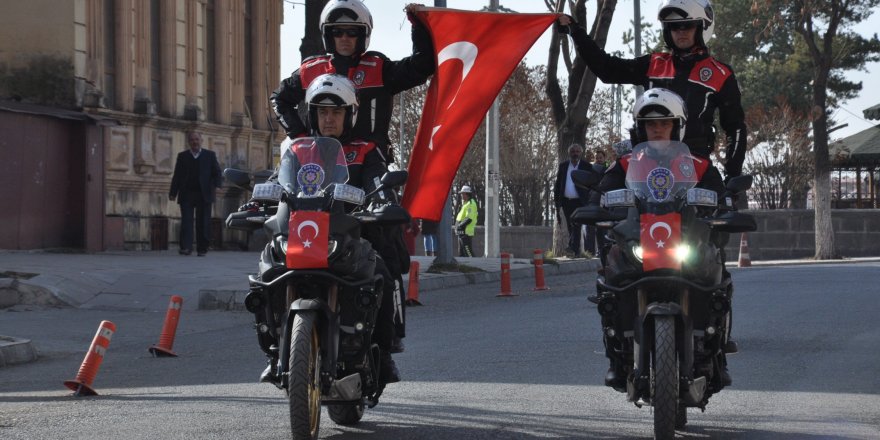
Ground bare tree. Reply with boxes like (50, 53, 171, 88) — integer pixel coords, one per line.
(300, 0, 330, 60)
(545, 0, 619, 256)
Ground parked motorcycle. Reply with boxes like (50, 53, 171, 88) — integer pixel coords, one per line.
(224, 137, 410, 440)
(572, 141, 756, 440)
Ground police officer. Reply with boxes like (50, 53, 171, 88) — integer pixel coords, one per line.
(455, 186, 478, 257)
(592, 88, 733, 389)
(557, 0, 747, 182)
(270, 0, 435, 159)
(259, 74, 401, 387)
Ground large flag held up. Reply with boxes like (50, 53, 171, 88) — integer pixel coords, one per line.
(401, 7, 558, 221)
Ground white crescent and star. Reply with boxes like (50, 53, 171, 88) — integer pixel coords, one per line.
(429, 41, 478, 151)
(297, 220, 320, 248)
(649, 222, 672, 248)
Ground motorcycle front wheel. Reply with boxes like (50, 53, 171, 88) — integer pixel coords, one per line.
(652, 315, 677, 440)
(288, 311, 322, 440)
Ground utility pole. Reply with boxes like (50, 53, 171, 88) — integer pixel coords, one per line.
(484, 0, 501, 258)
(634, 0, 644, 99)
(432, 0, 456, 265)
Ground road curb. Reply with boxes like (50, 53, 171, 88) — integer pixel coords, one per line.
(0, 335, 38, 368)
(196, 258, 601, 311)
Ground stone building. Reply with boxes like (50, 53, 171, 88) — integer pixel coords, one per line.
(0, 0, 283, 250)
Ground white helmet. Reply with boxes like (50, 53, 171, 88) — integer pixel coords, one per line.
(305, 73, 358, 136)
(633, 88, 688, 142)
(320, 0, 373, 54)
(658, 0, 715, 48)
(459, 185, 473, 194)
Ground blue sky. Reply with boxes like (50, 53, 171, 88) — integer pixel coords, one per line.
(279, 0, 880, 141)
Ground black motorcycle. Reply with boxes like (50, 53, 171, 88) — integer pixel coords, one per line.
(572, 141, 756, 440)
(224, 137, 410, 440)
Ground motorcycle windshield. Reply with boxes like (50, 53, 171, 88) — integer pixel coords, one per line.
(625, 140, 699, 204)
(277, 136, 349, 198)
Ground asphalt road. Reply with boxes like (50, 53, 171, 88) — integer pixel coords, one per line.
(1, 263, 879, 439)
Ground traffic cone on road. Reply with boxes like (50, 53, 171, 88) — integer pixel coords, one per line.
(406, 261, 423, 306)
(497, 253, 517, 297)
(149, 295, 183, 357)
(533, 249, 550, 291)
(738, 233, 751, 268)
(63, 320, 116, 397)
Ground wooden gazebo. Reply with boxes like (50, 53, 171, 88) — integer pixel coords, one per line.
(829, 103, 880, 208)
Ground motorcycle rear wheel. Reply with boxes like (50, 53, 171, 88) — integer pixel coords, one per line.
(652, 316, 677, 440)
(328, 402, 365, 425)
(288, 312, 322, 440)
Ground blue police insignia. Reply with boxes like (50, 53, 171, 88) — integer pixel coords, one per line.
(353, 70, 365, 86)
(647, 167, 674, 202)
(679, 162, 694, 178)
(345, 151, 358, 163)
(700, 67, 712, 83)
(297, 163, 325, 197)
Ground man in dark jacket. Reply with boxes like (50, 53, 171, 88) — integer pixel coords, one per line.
(169, 130, 222, 256)
(557, 0, 747, 182)
(270, 0, 434, 161)
(554, 143, 593, 257)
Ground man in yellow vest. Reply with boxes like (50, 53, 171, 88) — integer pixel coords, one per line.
(455, 185, 478, 257)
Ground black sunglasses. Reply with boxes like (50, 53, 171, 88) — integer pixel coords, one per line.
(330, 28, 362, 38)
(669, 21, 699, 31)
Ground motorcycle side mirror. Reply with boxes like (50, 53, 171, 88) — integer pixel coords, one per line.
(224, 168, 252, 191)
(365, 170, 409, 199)
(726, 175, 753, 193)
(571, 169, 602, 190)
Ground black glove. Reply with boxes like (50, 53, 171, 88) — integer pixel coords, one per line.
(554, 15, 574, 35)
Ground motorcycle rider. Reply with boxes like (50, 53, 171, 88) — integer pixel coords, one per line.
(258, 73, 401, 387)
(270, 0, 434, 160)
(591, 88, 733, 389)
(557, 0, 746, 183)
(270, 0, 428, 353)
(559, 0, 744, 353)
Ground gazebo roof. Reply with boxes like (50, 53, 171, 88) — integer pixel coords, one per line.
(864, 103, 880, 121)
(830, 124, 880, 167)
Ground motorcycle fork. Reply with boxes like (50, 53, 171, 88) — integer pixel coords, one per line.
(632, 288, 695, 399)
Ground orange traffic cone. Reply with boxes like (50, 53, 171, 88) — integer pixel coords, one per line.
(497, 253, 517, 297)
(64, 320, 116, 396)
(406, 261, 423, 306)
(149, 295, 183, 357)
(533, 249, 549, 291)
(738, 233, 752, 268)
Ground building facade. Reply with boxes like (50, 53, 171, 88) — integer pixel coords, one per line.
(0, 0, 283, 250)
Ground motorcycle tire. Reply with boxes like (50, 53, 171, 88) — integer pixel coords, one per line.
(288, 311, 322, 440)
(328, 402, 365, 425)
(652, 316, 677, 440)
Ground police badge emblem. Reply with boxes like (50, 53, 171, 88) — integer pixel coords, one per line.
(353, 70, 366, 85)
(345, 151, 358, 163)
(700, 67, 713, 82)
(679, 162, 694, 178)
(297, 163, 325, 197)
(647, 167, 675, 202)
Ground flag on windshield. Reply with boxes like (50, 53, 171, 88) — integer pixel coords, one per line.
(402, 7, 558, 221)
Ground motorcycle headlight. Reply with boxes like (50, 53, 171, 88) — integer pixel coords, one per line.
(675, 244, 692, 263)
(632, 245, 643, 262)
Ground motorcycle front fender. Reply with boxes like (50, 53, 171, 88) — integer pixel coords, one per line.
(280, 299, 339, 389)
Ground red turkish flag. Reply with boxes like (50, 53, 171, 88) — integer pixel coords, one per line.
(402, 7, 558, 221)
(287, 211, 330, 269)
(640, 213, 682, 271)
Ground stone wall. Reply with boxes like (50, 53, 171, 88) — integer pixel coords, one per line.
(409, 210, 880, 260)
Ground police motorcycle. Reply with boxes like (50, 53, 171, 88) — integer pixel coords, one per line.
(571, 140, 755, 440)
(224, 136, 410, 440)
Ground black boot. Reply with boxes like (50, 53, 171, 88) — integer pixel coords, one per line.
(390, 335, 405, 353)
(259, 358, 280, 385)
(719, 353, 732, 386)
(379, 351, 401, 385)
(723, 339, 739, 354)
(604, 361, 626, 390)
